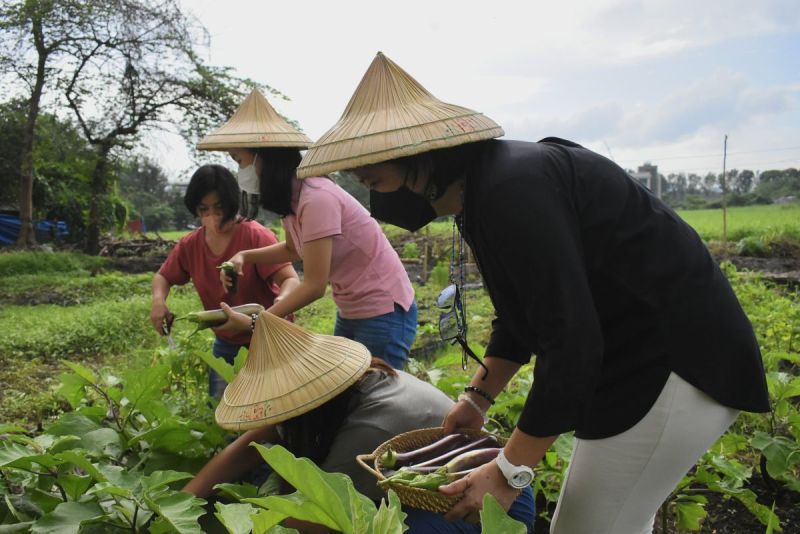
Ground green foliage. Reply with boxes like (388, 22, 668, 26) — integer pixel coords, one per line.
(0, 357, 224, 532)
(401, 242, 419, 259)
(0, 251, 108, 277)
(736, 236, 770, 257)
(480, 494, 527, 534)
(429, 261, 450, 288)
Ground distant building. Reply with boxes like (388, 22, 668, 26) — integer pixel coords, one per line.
(630, 162, 661, 198)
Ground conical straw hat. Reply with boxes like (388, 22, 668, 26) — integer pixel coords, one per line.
(215, 311, 371, 431)
(197, 89, 312, 150)
(296, 52, 503, 178)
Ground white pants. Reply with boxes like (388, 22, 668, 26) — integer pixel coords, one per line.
(550, 372, 739, 534)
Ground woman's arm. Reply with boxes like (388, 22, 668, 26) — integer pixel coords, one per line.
(269, 264, 301, 308)
(216, 236, 333, 332)
(441, 356, 522, 433)
(182, 425, 279, 498)
(150, 273, 172, 334)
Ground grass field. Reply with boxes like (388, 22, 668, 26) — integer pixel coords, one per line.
(676, 202, 800, 242)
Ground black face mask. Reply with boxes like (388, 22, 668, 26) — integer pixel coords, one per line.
(369, 186, 438, 232)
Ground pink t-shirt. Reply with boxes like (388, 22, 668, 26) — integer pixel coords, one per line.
(159, 219, 289, 345)
(282, 177, 414, 319)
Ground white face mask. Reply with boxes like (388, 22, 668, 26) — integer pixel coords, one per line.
(236, 153, 260, 195)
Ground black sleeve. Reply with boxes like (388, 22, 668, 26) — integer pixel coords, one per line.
(481, 170, 604, 437)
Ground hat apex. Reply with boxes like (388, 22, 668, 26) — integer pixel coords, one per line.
(296, 52, 503, 178)
(197, 89, 312, 151)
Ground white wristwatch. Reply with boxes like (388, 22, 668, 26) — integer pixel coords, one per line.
(495, 449, 534, 489)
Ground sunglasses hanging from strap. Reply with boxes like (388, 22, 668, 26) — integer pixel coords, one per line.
(436, 214, 488, 379)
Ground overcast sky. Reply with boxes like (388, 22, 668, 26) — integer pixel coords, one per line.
(152, 0, 800, 180)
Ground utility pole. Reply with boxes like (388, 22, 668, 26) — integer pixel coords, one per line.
(721, 135, 728, 244)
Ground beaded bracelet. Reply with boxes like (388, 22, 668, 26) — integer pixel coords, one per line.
(458, 393, 489, 424)
(249, 313, 258, 332)
(464, 385, 495, 405)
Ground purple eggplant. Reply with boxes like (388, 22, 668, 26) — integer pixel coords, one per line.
(380, 433, 472, 469)
(406, 435, 502, 470)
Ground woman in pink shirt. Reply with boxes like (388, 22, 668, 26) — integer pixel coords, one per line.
(219, 146, 417, 369)
(150, 165, 299, 396)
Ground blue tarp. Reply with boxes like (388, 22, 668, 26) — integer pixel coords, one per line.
(0, 214, 69, 245)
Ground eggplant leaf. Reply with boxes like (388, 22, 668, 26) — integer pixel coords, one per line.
(144, 491, 206, 534)
(479, 494, 527, 534)
(214, 502, 257, 534)
(30, 502, 105, 534)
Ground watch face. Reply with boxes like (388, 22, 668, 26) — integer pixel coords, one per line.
(511, 470, 533, 489)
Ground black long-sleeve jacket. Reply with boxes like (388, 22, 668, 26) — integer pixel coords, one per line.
(460, 138, 770, 439)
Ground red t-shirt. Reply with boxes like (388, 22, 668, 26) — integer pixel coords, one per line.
(159, 219, 289, 345)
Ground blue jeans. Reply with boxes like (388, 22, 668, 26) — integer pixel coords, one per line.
(402, 486, 535, 533)
(209, 337, 248, 398)
(334, 300, 418, 370)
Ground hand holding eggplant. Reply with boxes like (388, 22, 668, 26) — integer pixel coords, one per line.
(219, 253, 245, 294)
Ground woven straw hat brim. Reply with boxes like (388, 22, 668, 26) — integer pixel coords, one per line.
(296, 52, 503, 178)
(215, 311, 371, 431)
(197, 89, 313, 151)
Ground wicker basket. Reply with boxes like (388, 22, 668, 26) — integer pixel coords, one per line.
(355, 427, 506, 513)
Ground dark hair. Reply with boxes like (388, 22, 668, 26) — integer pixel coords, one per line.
(254, 147, 303, 216)
(183, 164, 240, 224)
(394, 141, 487, 200)
(281, 358, 398, 467)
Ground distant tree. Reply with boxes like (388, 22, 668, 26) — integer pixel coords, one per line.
(754, 168, 800, 199)
(703, 172, 719, 195)
(0, 0, 93, 246)
(59, 0, 264, 253)
(687, 173, 702, 195)
(118, 157, 174, 231)
(732, 169, 754, 194)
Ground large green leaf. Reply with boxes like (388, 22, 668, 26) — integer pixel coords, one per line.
(56, 474, 93, 501)
(196, 351, 235, 383)
(121, 364, 170, 418)
(214, 502, 257, 534)
(61, 360, 97, 385)
(30, 502, 105, 534)
(479, 494, 527, 534)
(57, 372, 90, 409)
(0, 441, 61, 470)
(45, 413, 102, 438)
(128, 420, 208, 457)
(55, 451, 105, 481)
(672, 495, 707, 531)
(249, 509, 289, 533)
(214, 482, 261, 501)
(751, 432, 800, 478)
(0, 424, 27, 434)
(246, 494, 338, 531)
(369, 490, 407, 534)
(252, 444, 377, 534)
(142, 470, 194, 492)
(144, 490, 206, 534)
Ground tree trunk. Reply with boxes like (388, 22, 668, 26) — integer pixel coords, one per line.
(86, 144, 111, 255)
(15, 16, 48, 248)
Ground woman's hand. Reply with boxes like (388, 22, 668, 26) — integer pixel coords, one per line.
(220, 252, 246, 293)
(150, 301, 171, 335)
(442, 399, 485, 434)
(214, 302, 252, 334)
(440, 458, 519, 523)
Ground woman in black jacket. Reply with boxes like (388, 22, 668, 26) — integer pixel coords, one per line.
(295, 52, 770, 532)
